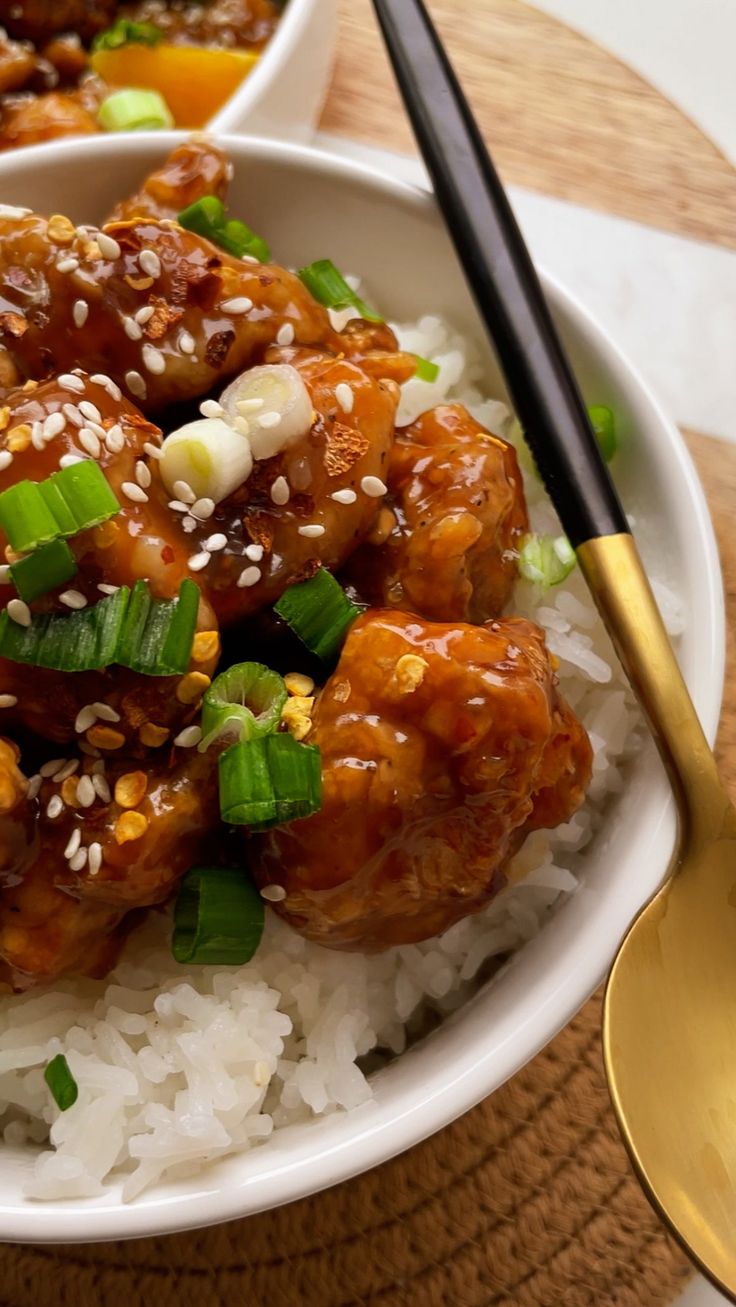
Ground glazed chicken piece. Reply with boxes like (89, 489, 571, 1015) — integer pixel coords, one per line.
(0, 0, 116, 46)
(346, 404, 528, 623)
(0, 743, 220, 989)
(0, 373, 220, 749)
(0, 33, 38, 94)
(252, 610, 593, 950)
(107, 139, 232, 224)
(0, 85, 102, 151)
(0, 212, 345, 408)
(123, 0, 282, 49)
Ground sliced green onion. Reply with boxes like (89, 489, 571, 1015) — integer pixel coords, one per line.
(219, 735, 321, 829)
(93, 18, 163, 50)
(98, 88, 174, 133)
(588, 404, 617, 462)
(172, 865, 265, 965)
(44, 1054, 78, 1112)
(201, 663, 287, 751)
(0, 587, 129, 671)
(298, 259, 383, 324)
(178, 196, 270, 263)
(518, 533, 576, 587)
(0, 481, 59, 553)
(0, 463, 119, 553)
(10, 539, 77, 603)
(413, 355, 440, 383)
(116, 578, 199, 677)
(274, 569, 362, 662)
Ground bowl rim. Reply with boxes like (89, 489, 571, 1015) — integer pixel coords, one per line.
(0, 133, 725, 1243)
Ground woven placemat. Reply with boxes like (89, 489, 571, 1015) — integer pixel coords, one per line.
(0, 991, 692, 1307)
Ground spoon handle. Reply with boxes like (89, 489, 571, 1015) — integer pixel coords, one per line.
(578, 535, 724, 835)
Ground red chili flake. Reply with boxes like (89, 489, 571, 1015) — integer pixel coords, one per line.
(161, 545, 175, 565)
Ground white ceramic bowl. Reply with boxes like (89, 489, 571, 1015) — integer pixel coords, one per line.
(0, 133, 724, 1243)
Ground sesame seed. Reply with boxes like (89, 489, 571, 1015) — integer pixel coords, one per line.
(143, 441, 163, 460)
(121, 481, 149, 504)
(73, 299, 89, 328)
(244, 543, 264, 562)
(125, 371, 147, 399)
(27, 774, 42, 800)
(98, 583, 119, 595)
(200, 399, 224, 419)
(97, 232, 121, 260)
(59, 373, 85, 394)
(142, 343, 166, 375)
(236, 398, 264, 414)
(78, 428, 101, 458)
(0, 565, 9, 584)
(331, 488, 358, 505)
(64, 828, 82, 860)
(59, 454, 86, 469)
(270, 476, 290, 506)
(0, 693, 17, 707)
(54, 759, 79, 782)
(361, 475, 388, 498)
(76, 774, 96, 808)
(0, 450, 12, 472)
(135, 460, 152, 488)
(40, 758, 67, 778)
(91, 760, 106, 776)
(92, 775, 111, 803)
(31, 421, 45, 450)
(191, 497, 215, 520)
(105, 425, 125, 453)
(237, 566, 262, 588)
(42, 411, 66, 440)
(88, 842, 103, 877)
(7, 599, 31, 626)
(59, 590, 88, 610)
(75, 705, 98, 733)
(91, 703, 120, 723)
(181, 516, 197, 533)
(90, 374, 122, 401)
(204, 532, 227, 552)
(79, 400, 102, 424)
(139, 250, 161, 279)
(188, 551, 211, 572)
(62, 403, 84, 427)
(69, 847, 87, 872)
(173, 480, 196, 504)
(233, 416, 250, 437)
(276, 323, 295, 347)
(260, 884, 287, 902)
(124, 317, 143, 341)
(220, 297, 253, 314)
(85, 420, 107, 441)
(0, 204, 31, 218)
(46, 795, 64, 819)
(257, 411, 282, 430)
(135, 306, 155, 325)
(298, 524, 326, 538)
(174, 725, 203, 748)
(168, 500, 190, 514)
(56, 257, 79, 274)
(335, 382, 354, 414)
(179, 330, 195, 355)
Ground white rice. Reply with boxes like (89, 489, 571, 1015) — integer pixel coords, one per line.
(0, 310, 680, 1201)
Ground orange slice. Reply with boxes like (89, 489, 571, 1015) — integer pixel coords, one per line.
(91, 44, 259, 129)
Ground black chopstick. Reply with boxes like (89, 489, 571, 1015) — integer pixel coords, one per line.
(371, 0, 629, 548)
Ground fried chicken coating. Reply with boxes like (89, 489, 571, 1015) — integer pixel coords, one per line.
(122, 0, 282, 49)
(0, 84, 102, 151)
(0, 0, 116, 46)
(346, 404, 529, 623)
(0, 212, 344, 408)
(252, 610, 593, 951)
(107, 139, 232, 224)
(0, 743, 219, 989)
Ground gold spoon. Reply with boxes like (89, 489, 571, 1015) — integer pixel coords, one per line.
(371, 1, 736, 1292)
(581, 534, 736, 1301)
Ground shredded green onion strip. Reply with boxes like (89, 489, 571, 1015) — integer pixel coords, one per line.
(44, 1054, 78, 1112)
(298, 260, 383, 324)
(10, 539, 77, 604)
(0, 580, 199, 674)
(274, 569, 362, 662)
(413, 355, 440, 383)
(98, 89, 173, 133)
(219, 735, 322, 830)
(200, 662, 287, 751)
(518, 533, 576, 588)
(172, 866, 265, 966)
(178, 196, 270, 263)
(0, 462, 119, 554)
(588, 405, 618, 463)
(93, 18, 163, 50)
